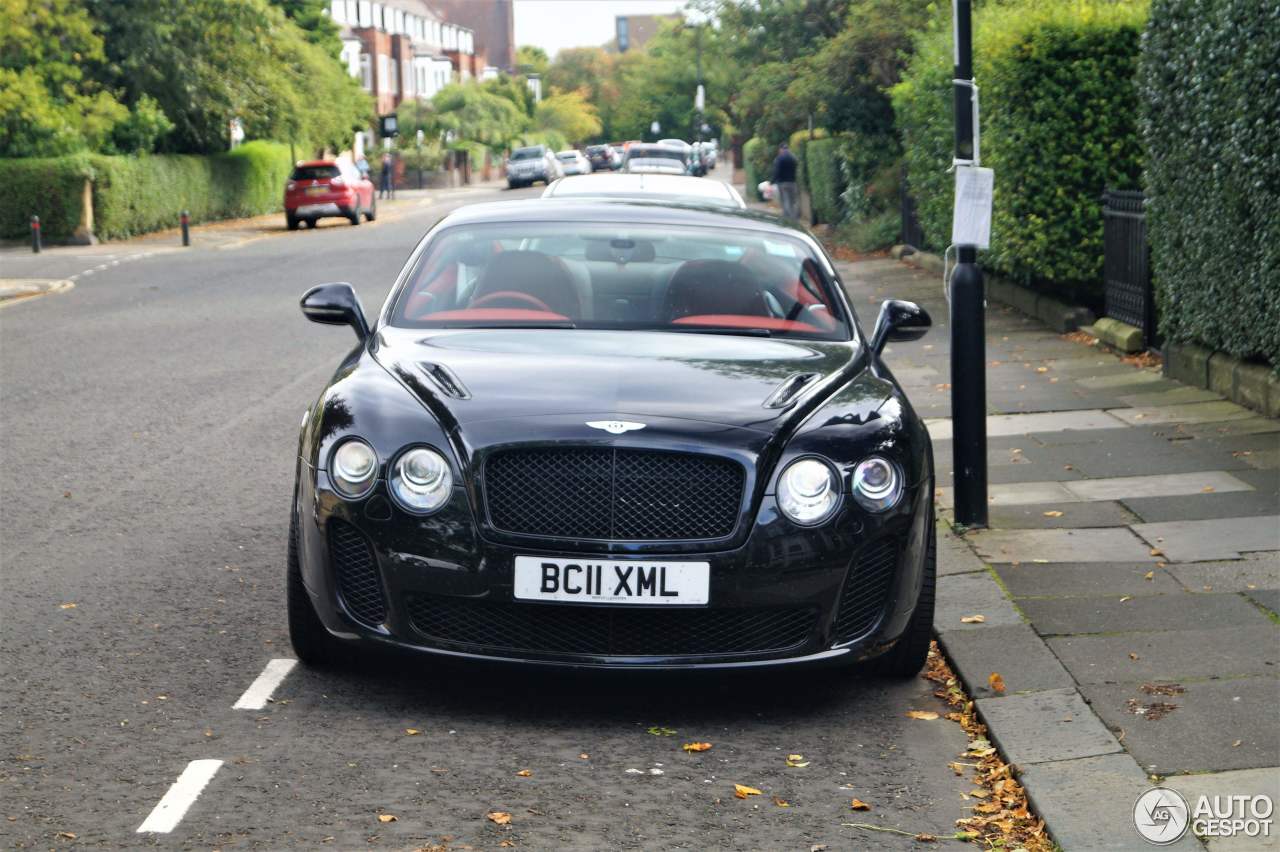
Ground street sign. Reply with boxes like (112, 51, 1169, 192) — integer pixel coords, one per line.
(379, 114, 399, 138)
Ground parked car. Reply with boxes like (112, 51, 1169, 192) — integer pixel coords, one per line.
(506, 145, 562, 188)
(623, 143, 691, 175)
(542, 173, 746, 209)
(284, 159, 375, 230)
(556, 149, 593, 176)
(289, 198, 936, 677)
(703, 140, 719, 169)
(585, 144, 622, 171)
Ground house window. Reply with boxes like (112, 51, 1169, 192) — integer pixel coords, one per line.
(357, 0, 371, 26)
(359, 53, 372, 90)
(377, 54, 389, 92)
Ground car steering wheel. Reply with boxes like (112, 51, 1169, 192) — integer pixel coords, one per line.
(470, 290, 556, 313)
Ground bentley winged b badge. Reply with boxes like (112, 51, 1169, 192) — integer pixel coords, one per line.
(586, 420, 646, 435)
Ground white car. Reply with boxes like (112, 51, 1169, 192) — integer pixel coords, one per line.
(542, 173, 746, 209)
(623, 143, 690, 175)
(556, 150, 593, 176)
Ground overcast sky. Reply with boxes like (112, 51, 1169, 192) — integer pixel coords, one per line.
(514, 0, 689, 58)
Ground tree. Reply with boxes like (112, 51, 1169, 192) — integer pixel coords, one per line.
(432, 82, 528, 149)
(535, 91, 602, 146)
(515, 44, 548, 77)
(268, 0, 342, 56)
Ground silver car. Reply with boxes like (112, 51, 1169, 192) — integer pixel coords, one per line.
(507, 145, 563, 188)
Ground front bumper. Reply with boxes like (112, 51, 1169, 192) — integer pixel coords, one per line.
(295, 467, 932, 670)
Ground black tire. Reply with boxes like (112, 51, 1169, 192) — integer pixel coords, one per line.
(364, 195, 376, 222)
(286, 213, 299, 231)
(348, 204, 361, 226)
(287, 502, 347, 667)
(867, 517, 936, 678)
(305, 218, 317, 229)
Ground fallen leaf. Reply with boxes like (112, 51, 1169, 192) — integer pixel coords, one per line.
(1201, 486, 1215, 493)
(646, 726, 677, 737)
(1035, 366, 1049, 373)
(578, 753, 589, 760)
(733, 784, 762, 799)
(682, 742, 712, 752)
(1232, 740, 1242, 747)
(1129, 652, 1140, 661)
(1119, 595, 1133, 603)
(988, 673, 1006, 694)
(960, 614, 986, 624)
(1143, 571, 1155, 581)
(487, 811, 512, 825)
(772, 796, 790, 807)
(405, 728, 421, 736)
(1150, 548, 1164, 557)
(377, 814, 397, 823)
(906, 710, 939, 721)
(1042, 511, 1064, 518)
(516, 769, 532, 777)
(499, 841, 516, 848)
(850, 798, 872, 811)
(56, 831, 76, 839)
(59, 603, 77, 610)
(915, 834, 938, 843)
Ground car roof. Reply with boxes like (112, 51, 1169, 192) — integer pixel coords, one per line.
(296, 160, 338, 167)
(544, 174, 744, 208)
(434, 197, 799, 234)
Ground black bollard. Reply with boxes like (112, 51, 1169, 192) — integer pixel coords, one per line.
(180, 210, 190, 247)
(31, 215, 41, 253)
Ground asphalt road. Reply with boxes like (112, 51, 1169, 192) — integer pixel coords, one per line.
(1, 180, 970, 849)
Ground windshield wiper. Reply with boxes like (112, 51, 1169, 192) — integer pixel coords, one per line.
(662, 325, 774, 337)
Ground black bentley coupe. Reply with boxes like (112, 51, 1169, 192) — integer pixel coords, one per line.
(289, 198, 935, 675)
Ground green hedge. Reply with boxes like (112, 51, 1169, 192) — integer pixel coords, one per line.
(0, 155, 94, 239)
(1141, 0, 1279, 367)
(805, 137, 845, 224)
(91, 141, 293, 238)
(894, 1, 1147, 298)
(0, 141, 292, 240)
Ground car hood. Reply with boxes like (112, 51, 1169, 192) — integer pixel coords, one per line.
(372, 327, 864, 435)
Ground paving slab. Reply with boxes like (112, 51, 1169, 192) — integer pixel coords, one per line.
(1108, 401, 1256, 426)
(1125, 490, 1280, 523)
(1080, 677, 1280, 774)
(934, 571, 1024, 631)
(998, 561, 1185, 598)
(970, 527, 1158, 563)
(1163, 768, 1280, 851)
(1117, 386, 1226, 407)
(976, 688, 1122, 765)
(1047, 626, 1280, 684)
(1059, 437, 1255, 478)
(1019, 754, 1206, 851)
(1077, 370, 1167, 390)
(1166, 552, 1280, 593)
(1178, 417, 1280, 438)
(937, 526, 987, 576)
(1245, 588, 1280, 615)
(939, 625, 1074, 697)
(1068, 471, 1254, 502)
(1134, 517, 1280, 561)
(925, 409, 1127, 440)
(987, 500, 1139, 529)
(1018, 591, 1271, 636)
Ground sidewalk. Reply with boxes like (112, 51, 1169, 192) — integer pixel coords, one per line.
(837, 257, 1279, 850)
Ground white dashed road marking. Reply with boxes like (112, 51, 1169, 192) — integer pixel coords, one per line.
(232, 658, 298, 710)
(136, 759, 223, 833)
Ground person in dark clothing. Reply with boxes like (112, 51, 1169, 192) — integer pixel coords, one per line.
(771, 143, 799, 219)
(379, 151, 395, 200)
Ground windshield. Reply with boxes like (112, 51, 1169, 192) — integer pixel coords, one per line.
(291, 165, 339, 180)
(586, 146, 606, 155)
(390, 222, 850, 340)
(557, 152, 577, 160)
(628, 147, 685, 163)
(510, 147, 542, 161)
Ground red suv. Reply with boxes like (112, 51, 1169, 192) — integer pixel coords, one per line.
(285, 160, 375, 230)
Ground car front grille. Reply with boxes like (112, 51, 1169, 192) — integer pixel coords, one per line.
(329, 519, 386, 627)
(832, 537, 900, 642)
(483, 448, 744, 541)
(407, 596, 815, 657)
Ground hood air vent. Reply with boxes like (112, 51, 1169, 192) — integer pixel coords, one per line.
(418, 362, 471, 400)
(763, 372, 820, 409)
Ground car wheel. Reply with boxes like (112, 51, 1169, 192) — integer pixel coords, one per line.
(348, 204, 361, 226)
(866, 516, 936, 678)
(286, 213, 299, 231)
(364, 195, 376, 222)
(286, 499, 348, 667)
(305, 218, 317, 229)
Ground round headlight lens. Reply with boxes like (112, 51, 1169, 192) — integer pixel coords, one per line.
(390, 447, 453, 514)
(852, 456, 903, 512)
(777, 458, 840, 526)
(331, 439, 377, 497)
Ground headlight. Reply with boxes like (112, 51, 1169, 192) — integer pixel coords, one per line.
(331, 439, 377, 498)
(777, 458, 840, 526)
(390, 447, 453, 514)
(852, 456, 903, 512)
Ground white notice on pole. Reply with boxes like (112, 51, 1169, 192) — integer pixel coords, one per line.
(951, 165, 994, 249)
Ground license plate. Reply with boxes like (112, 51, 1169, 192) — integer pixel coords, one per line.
(513, 556, 709, 606)
(305, 185, 326, 196)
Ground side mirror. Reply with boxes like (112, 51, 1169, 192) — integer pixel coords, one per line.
(301, 282, 370, 341)
(870, 299, 931, 356)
